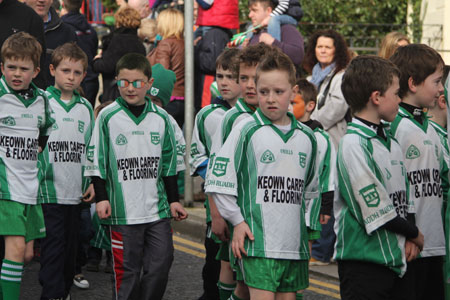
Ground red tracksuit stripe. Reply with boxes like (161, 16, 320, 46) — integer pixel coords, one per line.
(111, 230, 124, 295)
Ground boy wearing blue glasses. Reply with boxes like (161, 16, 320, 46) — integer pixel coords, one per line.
(85, 53, 187, 300)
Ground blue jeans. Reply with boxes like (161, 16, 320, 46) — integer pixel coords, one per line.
(311, 214, 336, 262)
(267, 15, 297, 41)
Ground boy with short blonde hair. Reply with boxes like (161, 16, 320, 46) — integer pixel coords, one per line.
(206, 50, 319, 300)
(0, 32, 54, 300)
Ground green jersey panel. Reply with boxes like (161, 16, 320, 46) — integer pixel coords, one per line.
(39, 87, 94, 204)
(0, 76, 54, 204)
(206, 109, 319, 260)
(334, 120, 408, 276)
(84, 98, 177, 225)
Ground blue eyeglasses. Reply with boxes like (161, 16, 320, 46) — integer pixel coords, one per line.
(116, 79, 147, 89)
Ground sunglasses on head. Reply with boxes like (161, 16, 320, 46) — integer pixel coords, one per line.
(116, 79, 147, 89)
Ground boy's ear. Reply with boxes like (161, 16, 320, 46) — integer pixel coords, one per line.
(370, 90, 381, 106)
(32, 66, 40, 79)
(49, 64, 56, 77)
(147, 77, 154, 89)
(305, 100, 316, 113)
(408, 76, 418, 93)
(291, 84, 299, 98)
(438, 94, 446, 109)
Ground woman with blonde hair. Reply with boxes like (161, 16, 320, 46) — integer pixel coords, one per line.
(93, 7, 146, 102)
(148, 8, 185, 126)
(378, 31, 410, 59)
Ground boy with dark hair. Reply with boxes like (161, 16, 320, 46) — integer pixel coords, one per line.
(38, 42, 95, 300)
(390, 44, 448, 299)
(206, 49, 318, 300)
(61, 0, 99, 107)
(293, 79, 336, 267)
(190, 47, 241, 300)
(85, 53, 187, 300)
(337, 55, 424, 300)
(0, 32, 54, 300)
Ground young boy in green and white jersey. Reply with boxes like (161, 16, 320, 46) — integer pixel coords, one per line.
(206, 43, 274, 300)
(431, 65, 450, 298)
(38, 42, 95, 300)
(290, 79, 335, 300)
(206, 50, 319, 300)
(0, 32, 54, 300)
(336, 55, 424, 300)
(390, 44, 448, 299)
(190, 48, 241, 300)
(85, 53, 187, 300)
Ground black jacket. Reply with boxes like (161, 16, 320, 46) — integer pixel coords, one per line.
(44, 7, 78, 87)
(93, 27, 146, 102)
(0, 0, 47, 88)
(61, 12, 98, 82)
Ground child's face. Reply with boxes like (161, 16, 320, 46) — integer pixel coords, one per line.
(116, 68, 153, 106)
(1, 58, 39, 91)
(290, 94, 306, 120)
(257, 69, 295, 126)
(378, 76, 401, 122)
(413, 66, 444, 108)
(239, 63, 258, 106)
(50, 58, 86, 97)
(216, 66, 240, 102)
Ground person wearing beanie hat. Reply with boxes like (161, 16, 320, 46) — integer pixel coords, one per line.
(147, 63, 177, 107)
(147, 63, 186, 196)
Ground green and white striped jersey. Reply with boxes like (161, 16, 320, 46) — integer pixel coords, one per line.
(391, 107, 448, 257)
(305, 128, 336, 230)
(190, 102, 229, 175)
(84, 97, 177, 225)
(0, 77, 54, 205)
(205, 109, 319, 260)
(335, 120, 409, 276)
(39, 87, 94, 205)
(167, 114, 186, 173)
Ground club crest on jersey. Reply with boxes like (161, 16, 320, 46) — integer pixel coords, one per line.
(2, 116, 16, 126)
(87, 145, 94, 162)
(52, 123, 59, 130)
(385, 168, 392, 180)
(150, 87, 159, 96)
(359, 184, 380, 207)
(116, 134, 128, 145)
(212, 157, 229, 177)
(37, 116, 43, 127)
(298, 152, 307, 168)
(190, 143, 200, 158)
(406, 144, 420, 159)
(260, 150, 275, 164)
(78, 120, 85, 133)
(177, 144, 185, 156)
(150, 132, 160, 145)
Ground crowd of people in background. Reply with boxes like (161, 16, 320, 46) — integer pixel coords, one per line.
(0, 0, 449, 299)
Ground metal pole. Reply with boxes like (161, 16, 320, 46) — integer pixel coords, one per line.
(184, 0, 194, 207)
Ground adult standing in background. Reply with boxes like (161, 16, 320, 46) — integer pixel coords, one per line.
(148, 8, 185, 127)
(25, 0, 78, 87)
(0, 0, 47, 88)
(378, 31, 410, 59)
(303, 29, 350, 268)
(128, 0, 152, 19)
(303, 29, 351, 149)
(93, 7, 146, 103)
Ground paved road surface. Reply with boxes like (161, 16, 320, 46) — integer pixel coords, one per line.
(20, 233, 340, 299)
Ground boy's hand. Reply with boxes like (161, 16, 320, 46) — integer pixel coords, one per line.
(259, 33, 275, 46)
(97, 200, 111, 219)
(211, 214, 230, 242)
(232, 221, 254, 259)
(319, 214, 331, 225)
(405, 240, 420, 262)
(82, 184, 95, 203)
(410, 231, 424, 251)
(38, 146, 43, 153)
(170, 202, 188, 221)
